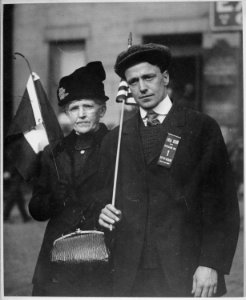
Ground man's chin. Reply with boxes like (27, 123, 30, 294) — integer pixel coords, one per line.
(140, 102, 156, 110)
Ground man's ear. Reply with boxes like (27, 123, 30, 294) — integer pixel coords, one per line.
(162, 70, 169, 86)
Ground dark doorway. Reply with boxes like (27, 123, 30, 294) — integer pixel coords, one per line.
(169, 55, 202, 110)
(143, 34, 202, 110)
(3, 4, 14, 137)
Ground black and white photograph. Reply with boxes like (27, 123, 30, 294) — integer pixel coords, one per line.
(1, 0, 244, 297)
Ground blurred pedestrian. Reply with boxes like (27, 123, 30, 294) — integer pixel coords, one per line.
(178, 82, 196, 109)
(98, 43, 240, 297)
(4, 164, 31, 223)
(29, 61, 111, 296)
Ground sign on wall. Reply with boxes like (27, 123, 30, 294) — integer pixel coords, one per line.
(210, 1, 242, 31)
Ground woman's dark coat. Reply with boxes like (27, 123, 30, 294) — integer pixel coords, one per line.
(29, 124, 110, 296)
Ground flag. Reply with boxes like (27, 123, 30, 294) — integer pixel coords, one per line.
(5, 72, 63, 181)
(116, 79, 136, 105)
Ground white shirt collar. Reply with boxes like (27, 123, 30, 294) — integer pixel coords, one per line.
(140, 95, 172, 120)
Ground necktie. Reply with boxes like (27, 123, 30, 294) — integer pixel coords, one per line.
(146, 110, 160, 126)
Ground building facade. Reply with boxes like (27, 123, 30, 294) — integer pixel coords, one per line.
(4, 1, 243, 143)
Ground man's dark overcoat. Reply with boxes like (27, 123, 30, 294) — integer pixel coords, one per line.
(97, 102, 240, 297)
(29, 124, 111, 296)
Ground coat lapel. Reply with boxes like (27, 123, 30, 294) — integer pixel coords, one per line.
(78, 124, 108, 183)
(78, 146, 100, 184)
(53, 128, 107, 186)
(162, 101, 186, 133)
(52, 132, 75, 181)
(122, 113, 146, 166)
(121, 104, 187, 166)
(144, 102, 187, 166)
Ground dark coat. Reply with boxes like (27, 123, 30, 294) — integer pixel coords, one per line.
(97, 103, 240, 297)
(29, 124, 111, 296)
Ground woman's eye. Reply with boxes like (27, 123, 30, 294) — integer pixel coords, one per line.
(69, 107, 79, 112)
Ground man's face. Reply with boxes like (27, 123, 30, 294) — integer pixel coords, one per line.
(66, 99, 106, 134)
(125, 62, 169, 110)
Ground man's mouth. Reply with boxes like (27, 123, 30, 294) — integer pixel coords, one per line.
(139, 95, 153, 100)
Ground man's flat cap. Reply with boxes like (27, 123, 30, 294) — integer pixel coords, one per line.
(57, 61, 109, 107)
(114, 43, 171, 78)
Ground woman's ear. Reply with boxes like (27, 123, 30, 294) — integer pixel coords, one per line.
(99, 105, 106, 118)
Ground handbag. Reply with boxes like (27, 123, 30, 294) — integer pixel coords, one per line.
(50, 229, 109, 264)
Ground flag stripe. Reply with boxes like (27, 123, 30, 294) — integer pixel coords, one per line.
(24, 123, 49, 154)
(27, 73, 43, 125)
(34, 76, 64, 144)
(126, 97, 136, 104)
(6, 72, 63, 181)
(117, 90, 128, 96)
(6, 134, 40, 181)
(116, 79, 136, 105)
(118, 87, 128, 92)
(118, 81, 129, 87)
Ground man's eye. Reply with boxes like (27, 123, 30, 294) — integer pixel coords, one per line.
(145, 75, 155, 81)
(128, 80, 138, 86)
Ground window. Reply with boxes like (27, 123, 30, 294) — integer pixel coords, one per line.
(49, 41, 86, 111)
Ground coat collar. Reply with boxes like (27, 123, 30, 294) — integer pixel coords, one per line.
(122, 101, 186, 135)
(139, 94, 172, 119)
(51, 123, 108, 186)
(121, 101, 187, 166)
(53, 123, 108, 156)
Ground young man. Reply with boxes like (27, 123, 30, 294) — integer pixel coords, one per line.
(29, 61, 111, 296)
(98, 44, 240, 297)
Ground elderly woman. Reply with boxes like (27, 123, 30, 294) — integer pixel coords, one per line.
(29, 61, 111, 296)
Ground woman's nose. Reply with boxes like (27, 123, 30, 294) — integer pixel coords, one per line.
(78, 106, 85, 117)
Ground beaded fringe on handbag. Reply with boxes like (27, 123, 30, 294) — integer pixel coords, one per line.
(51, 229, 109, 264)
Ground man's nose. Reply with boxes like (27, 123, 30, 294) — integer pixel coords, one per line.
(139, 80, 147, 93)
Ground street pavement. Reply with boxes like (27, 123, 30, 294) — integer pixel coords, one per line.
(2, 199, 244, 297)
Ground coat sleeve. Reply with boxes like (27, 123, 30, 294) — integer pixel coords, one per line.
(29, 147, 85, 228)
(198, 117, 240, 274)
(90, 131, 118, 222)
(28, 146, 56, 221)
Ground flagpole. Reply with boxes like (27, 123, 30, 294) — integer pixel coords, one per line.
(13, 52, 61, 180)
(111, 100, 125, 207)
(111, 33, 132, 209)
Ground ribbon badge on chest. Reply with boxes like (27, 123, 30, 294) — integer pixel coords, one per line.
(158, 133, 181, 168)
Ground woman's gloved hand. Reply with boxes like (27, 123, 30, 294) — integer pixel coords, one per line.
(50, 179, 71, 213)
